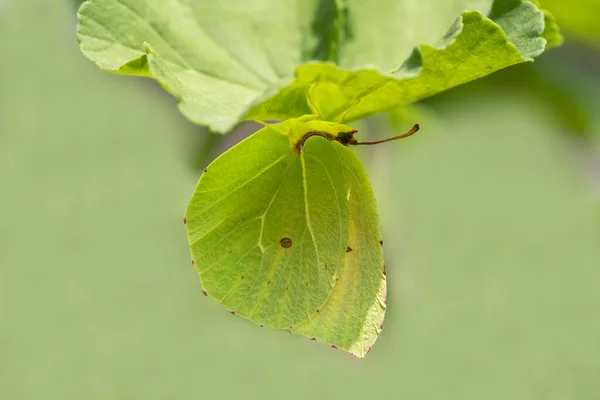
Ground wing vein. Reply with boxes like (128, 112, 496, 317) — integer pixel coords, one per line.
(215, 245, 260, 303)
(193, 155, 287, 217)
(196, 216, 261, 273)
(300, 154, 322, 287)
(258, 176, 285, 252)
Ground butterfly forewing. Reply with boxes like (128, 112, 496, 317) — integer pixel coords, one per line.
(186, 128, 349, 330)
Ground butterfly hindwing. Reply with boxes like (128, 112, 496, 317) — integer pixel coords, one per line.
(293, 141, 386, 357)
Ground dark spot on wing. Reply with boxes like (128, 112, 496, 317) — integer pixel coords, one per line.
(280, 237, 292, 248)
(202, 289, 208, 296)
(310, 337, 316, 341)
(383, 264, 386, 276)
(346, 246, 352, 253)
(316, 309, 320, 313)
(260, 324, 264, 327)
(331, 345, 338, 349)
(203, 168, 207, 173)
(191, 259, 195, 266)
(230, 311, 236, 315)
(379, 239, 383, 246)
(183, 217, 187, 225)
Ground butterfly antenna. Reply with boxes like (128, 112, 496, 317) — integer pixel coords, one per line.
(354, 124, 420, 145)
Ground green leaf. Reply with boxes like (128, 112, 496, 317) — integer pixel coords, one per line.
(77, 0, 560, 133)
(529, 0, 563, 48)
(77, 0, 311, 131)
(184, 118, 386, 357)
(539, 0, 600, 45)
(251, 0, 558, 123)
(336, 0, 493, 71)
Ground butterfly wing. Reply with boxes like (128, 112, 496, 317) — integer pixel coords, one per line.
(293, 141, 387, 358)
(185, 127, 349, 329)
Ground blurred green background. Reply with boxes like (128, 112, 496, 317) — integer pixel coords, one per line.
(1, 1, 599, 399)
